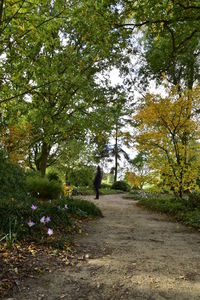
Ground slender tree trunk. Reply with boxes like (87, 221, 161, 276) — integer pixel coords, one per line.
(39, 142, 49, 177)
(0, 0, 4, 28)
(114, 124, 118, 182)
(187, 58, 194, 89)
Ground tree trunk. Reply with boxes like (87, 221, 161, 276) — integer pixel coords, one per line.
(39, 142, 49, 177)
(0, 0, 4, 29)
(187, 58, 194, 89)
(114, 124, 118, 182)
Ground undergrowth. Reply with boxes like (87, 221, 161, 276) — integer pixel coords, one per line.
(0, 196, 102, 248)
(138, 195, 200, 230)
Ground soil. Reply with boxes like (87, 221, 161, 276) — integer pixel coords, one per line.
(10, 194, 200, 300)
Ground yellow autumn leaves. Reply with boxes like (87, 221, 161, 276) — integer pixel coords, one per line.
(134, 84, 200, 196)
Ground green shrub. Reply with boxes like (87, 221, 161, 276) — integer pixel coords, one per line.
(100, 188, 124, 195)
(0, 196, 102, 245)
(0, 198, 70, 242)
(66, 165, 95, 187)
(188, 192, 200, 209)
(68, 198, 103, 217)
(72, 187, 94, 196)
(26, 175, 63, 199)
(138, 196, 200, 230)
(101, 183, 111, 189)
(47, 171, 61, 182)
(0, 157, 27, 201)
(111, 180, 130, 192)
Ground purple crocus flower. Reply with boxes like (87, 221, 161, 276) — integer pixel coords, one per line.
(27, 220, 35, 227)
(31, 204, 37, 210)
(40, 216, 46, 224)
(64, 204, 68, 209)
(47, 228, 53, 236)
(45, 216, 51, 223)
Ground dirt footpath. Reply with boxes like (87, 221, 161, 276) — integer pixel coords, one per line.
(13, 194, 200, 300)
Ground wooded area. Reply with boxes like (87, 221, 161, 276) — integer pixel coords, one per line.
(0, 1, 200, 297)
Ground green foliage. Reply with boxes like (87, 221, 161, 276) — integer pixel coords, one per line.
(0, 156, 27, 201)
(66, 166, 95, 187)
(71, 185, 123, 196)
(101, 183, 111, 189)
(111, 180, 131, 192)
(125, 0, 200, 88)
(0, 198, 70, 242)
(138, 196, 200, 229)
(100, 188, 124, 195)
(68, 198, 103, 217)
(123, 190, 144, 200)
(72, 187, 95, 196)
(188, 192, 200, 210)
(0, 196, 102, 246)
(26, 174, 63, 199)
(47, 172, 61, 182)
(0, 217, 18, 249)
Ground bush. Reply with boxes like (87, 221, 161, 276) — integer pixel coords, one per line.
(68, 198, 103, 217)
(111, 181, 131, 192)
(0, 196, 102, 245)
(26, 175, 63, 199)
(66, 165, 95, 187)
(138, 196, 200, 229)
(72, 187, 94, 196)
(0, 197, 70, 242)
(101, 183, 111, 189)
(0, 157, 27, 201)
(100, 188, 124, 195)
(188, 192, 200, 209)
(47, 172, 61, 182)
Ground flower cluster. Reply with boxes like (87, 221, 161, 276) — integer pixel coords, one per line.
(40, 216, 51, 224)
(27, 204, 53, 236)
(63, 184, 72, 197)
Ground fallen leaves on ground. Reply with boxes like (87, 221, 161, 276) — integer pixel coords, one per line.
(0, 241, 76, 299)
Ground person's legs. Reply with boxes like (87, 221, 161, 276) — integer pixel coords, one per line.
(95, 187, 99, 199)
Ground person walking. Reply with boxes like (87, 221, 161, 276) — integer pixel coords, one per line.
(93, 165, 102, 199)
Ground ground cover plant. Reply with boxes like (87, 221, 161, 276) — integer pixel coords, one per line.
(0, 154, 28, 201)
(0, 194, 102, 298)
(111, 180, 131, 192)
(0, 196, 102, 247)
(136, 192, 200, 230)
(72, 186, 125, 196)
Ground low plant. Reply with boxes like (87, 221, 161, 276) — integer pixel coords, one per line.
(72, 187, 94, 196)
(188, 192, 200, 209)
(67, 198, 103, 217)
(111, 181, 131, 192)
(26, 175, 64, 199)
(0, 217, 18, 249)
(63, 184, 73, 197)
(0, 196, 102, 247)
(100, 188, 124, 195)
(100, 183, 111, 189)
(138, 196, 200, 229)
(0, 157, 27, 201)
(47, 172, 61, 182)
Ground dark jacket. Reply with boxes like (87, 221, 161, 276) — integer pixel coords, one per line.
(94, 166, 102, 188)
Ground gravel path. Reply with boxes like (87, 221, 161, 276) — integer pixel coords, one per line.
(13, 194, 200, 300)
